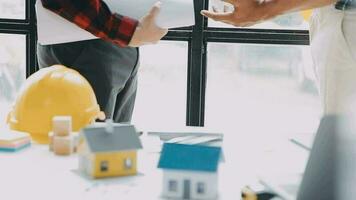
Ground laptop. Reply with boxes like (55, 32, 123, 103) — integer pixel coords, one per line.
(261, 115, 356, 200)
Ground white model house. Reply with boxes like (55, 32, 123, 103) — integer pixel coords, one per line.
(158, 143, 222, 200)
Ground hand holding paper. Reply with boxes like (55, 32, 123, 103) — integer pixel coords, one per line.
(201, 0, 277, 27)
(129, 2, 168, 47)
(201, 0, 336, 27)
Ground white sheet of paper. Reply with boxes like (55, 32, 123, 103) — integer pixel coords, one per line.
(104, 0, 195, 29)
(36, 0, 195, 45)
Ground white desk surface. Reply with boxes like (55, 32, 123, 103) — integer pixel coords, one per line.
(0, 133, 309, 200)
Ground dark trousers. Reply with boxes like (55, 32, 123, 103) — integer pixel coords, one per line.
(37, 39, 140, 123)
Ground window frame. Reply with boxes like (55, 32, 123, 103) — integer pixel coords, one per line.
(163, 0, 309, 126)
(124, 157, 133, 169)
(196, 182, 205, 194)
(0, 0, 37, 77)
(3, 0, 309, 127)
(100, 160, 109, 172)
(168, 179, 178, 192)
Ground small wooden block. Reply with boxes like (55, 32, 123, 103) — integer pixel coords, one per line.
(53, 135, 74, 156)
(52, 116, 72, 136)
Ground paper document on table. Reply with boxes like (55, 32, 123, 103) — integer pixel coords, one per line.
(104, 0, 195, 29)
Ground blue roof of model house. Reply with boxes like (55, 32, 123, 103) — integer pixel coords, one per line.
(158, 143, 222, 172)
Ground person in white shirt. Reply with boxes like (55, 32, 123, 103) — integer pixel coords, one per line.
(202, 0, 356, 115)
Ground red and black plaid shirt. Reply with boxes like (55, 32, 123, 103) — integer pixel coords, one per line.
(41, 0, 138, 47)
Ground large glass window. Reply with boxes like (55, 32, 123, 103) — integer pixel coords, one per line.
(0, 34, 26, 124)
(0, 0, 316, 134)
(0, 0, 26, 19)
(131, 0, 313, 128)
(205, 43, 321, 135)
(0, 0, 36, 126)
(132, 42, 188, 131)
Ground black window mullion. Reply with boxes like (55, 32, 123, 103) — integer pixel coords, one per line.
(27, 0, 37, 76)
(186, 0, 208, 126)
(0, 23, 30, 33)
(0, 18, 27, 24)
(163, 29, 192, 41)
(0, 0, 37, 78)
(205, 28, 309, 45)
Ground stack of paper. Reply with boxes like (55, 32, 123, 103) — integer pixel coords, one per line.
(0, 130, 31, 152)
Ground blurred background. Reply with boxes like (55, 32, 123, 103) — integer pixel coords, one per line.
(0, 1, 320, 140)
(0, 0, 26, 123)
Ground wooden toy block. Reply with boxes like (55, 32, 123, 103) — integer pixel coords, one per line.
(53, 135, 75, 156)
(52, 116, 72, 136)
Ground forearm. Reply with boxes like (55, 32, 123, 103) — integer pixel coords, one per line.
(201, 0, 339, 27)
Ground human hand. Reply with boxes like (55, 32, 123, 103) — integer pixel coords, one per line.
(128, 2, 168, 47)
(201, 0, 278, 27)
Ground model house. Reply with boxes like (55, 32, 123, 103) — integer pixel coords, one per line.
(78, 123, 142, 179)
(158, 143, 222, 200)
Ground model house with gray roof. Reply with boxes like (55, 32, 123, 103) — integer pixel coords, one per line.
(78, 123, 142, 178)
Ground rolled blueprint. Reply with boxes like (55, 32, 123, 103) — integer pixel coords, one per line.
(104, 0, 195, 29)
(36, 0, 195, 45)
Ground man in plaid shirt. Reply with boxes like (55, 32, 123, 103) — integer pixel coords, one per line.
(36, 0, 167, 122)
(202, 0, 356, 115)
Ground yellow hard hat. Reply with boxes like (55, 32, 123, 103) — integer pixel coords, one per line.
(7, 65, 105, 144)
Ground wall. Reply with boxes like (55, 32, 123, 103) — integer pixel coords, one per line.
(162, 169, 218, 200)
